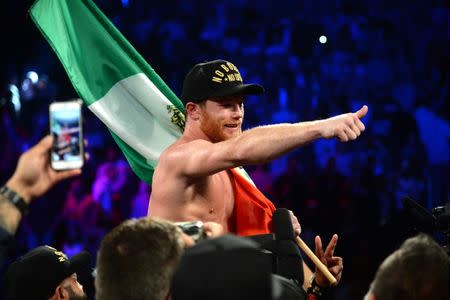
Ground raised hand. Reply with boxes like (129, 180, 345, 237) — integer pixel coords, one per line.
(6, 135, 82, 202)
(314, 234, 343, 287)
(320, 105, 368, 142)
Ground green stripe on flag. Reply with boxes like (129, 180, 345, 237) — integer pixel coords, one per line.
(30, 0, 185, 184)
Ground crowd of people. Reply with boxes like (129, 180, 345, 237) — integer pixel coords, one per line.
(0, 141, 448, 298)
(1, 138, 448, 299)
(1, 0, 449, 299)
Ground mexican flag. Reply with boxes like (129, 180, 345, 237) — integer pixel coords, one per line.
(30, 0, 185, 184)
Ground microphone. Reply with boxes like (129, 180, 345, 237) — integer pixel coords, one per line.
(272, 208, 303, 283)
(273, 208, 296, 241)
(248, 208, 295, 248)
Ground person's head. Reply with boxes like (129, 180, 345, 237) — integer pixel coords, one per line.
(95, 217, 186, 300)
(171, 234, 303, 300)
(5, 245, 90, 300)
(364, 233, 450, 300)
(181, 59, 264, 142)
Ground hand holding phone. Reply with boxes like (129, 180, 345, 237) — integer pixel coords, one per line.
(49, 100, 84, 170)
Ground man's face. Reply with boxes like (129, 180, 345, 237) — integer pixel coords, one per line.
(61, 273, 87, 300)
(199, 96, 244, 142)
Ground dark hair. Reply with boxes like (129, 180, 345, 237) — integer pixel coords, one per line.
(95, 218, 183, 300)
(370, 233, 450, 300)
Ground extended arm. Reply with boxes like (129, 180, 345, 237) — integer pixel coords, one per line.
(167, 106, 367, 177)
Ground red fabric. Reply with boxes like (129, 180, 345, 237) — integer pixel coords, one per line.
(228, 168, 276, 236)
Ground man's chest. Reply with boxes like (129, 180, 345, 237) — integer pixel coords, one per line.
(205, 171, 235, 215)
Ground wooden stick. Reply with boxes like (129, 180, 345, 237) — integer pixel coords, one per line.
(295, 236, 337, 286)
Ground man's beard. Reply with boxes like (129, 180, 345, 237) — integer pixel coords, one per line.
(200, 111, 229, 143)
(66, 285, 88, 300)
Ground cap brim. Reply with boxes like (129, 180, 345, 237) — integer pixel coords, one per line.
(211, 83, 264, 98)
(69, 251, 91, 274)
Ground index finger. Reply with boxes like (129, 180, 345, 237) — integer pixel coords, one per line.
(203, 222, 224, 238)
(356, 118, 366, 132)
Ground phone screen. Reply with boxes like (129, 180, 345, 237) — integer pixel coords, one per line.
(50, 100, 84, 170)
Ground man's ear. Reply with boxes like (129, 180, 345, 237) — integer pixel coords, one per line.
(186, 102, 201, 120)
(363, 292, 376, 300)
(49, 285, 69, 300)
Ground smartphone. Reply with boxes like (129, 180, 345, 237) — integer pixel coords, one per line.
(49, 100, 84, 170)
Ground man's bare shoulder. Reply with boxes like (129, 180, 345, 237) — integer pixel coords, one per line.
(159, 138, 213, 166)
(154, 138, 214, 186)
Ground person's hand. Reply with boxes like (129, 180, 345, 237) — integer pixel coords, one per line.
(203, 222, 224, 238)
(178, 222, 224, 248)
(289, 210, 301, 236)
(320, 105, 368, 142)
(6, 135, 82, 203)
(314, 234, 343, 287)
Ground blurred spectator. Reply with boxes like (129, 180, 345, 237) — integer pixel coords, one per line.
(5, 245, 91, 300)
(95, 217, 224, 300)
(364, 233, 450, 300)
(91, 150, 128, 223)
(130, 181, 151, 218)
(172, 234, 306, 300)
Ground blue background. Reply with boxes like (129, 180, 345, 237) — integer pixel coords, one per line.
(0, 1, 448, 298)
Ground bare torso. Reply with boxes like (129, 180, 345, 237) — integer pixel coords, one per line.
(148, 139, 235, 232)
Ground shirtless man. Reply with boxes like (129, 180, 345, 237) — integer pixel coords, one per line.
(149, 59, 363, 286)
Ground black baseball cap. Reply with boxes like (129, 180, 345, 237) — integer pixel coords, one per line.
(180, 59, 264, 104)
(5, 245, 91, 300)
(171, 234, 304, 300)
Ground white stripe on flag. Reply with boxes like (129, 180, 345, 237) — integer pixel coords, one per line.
(88, 73, 183, 167)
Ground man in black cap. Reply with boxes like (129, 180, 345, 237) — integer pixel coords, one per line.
(4, 245, 91, 300)
(149, 59, 359, 289)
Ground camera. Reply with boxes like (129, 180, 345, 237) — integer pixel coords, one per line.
(432, 203, 450, 255)
(175, 221, 206, 242)
(403, 197, 450, 255)
(432, 203, 450, 233)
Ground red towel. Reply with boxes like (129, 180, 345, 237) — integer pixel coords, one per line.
(228, 167, 276, 236)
